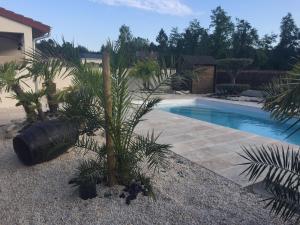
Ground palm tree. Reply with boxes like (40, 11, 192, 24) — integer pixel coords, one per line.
(0, 62, 37, 121)
(239, 61, 300, 222)
(26, 48, 71, 115)
(64, 44, 172, 197)
(13, 90, 46, 121)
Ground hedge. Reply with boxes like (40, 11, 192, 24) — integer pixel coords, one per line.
(216, 70, 287, 89)
(216, 84, 250, 95)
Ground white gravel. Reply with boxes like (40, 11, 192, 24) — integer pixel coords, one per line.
(0, 124, 292, 225)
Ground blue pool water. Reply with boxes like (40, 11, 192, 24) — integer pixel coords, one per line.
(159, 99, 300, 145)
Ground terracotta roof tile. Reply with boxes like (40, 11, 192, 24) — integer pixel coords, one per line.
(0, 7, 50, 34)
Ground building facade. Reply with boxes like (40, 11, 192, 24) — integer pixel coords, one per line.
(0, 7, 50, 64)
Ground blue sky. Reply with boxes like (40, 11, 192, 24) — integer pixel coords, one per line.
(1, 0, 299, 51)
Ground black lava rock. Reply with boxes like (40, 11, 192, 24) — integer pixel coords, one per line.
(119, 193, 126, 198)
(122, 180, 150, 205)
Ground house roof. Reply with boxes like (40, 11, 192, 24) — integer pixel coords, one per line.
(0, 7, 50, 36)
(80, 53, 102, 59)
(181, 55, 216, 67)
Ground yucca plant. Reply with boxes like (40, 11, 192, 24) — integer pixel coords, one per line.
(0, 61, 37, 121)
(240, 61, 300, 222)
(64, 45, 172, 200)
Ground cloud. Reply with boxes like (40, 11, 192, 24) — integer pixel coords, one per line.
(90, 0, 194, 16)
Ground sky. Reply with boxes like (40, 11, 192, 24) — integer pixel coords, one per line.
(0, 0, 299, 51)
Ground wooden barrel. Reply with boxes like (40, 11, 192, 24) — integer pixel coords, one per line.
(13, 120, 78, 166)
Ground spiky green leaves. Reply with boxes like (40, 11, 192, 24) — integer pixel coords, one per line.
(239, 145, 300, 222)
(263, 61, 300, 136)
(131, 132, 170, 172)
(69, 159, 103, 187)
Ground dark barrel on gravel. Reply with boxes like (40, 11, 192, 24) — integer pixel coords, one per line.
(13, 120, 78, 166)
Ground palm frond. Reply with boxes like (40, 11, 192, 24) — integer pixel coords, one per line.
(264, 181, 300, 222)
(69, 159, 104, 186)
(75, 135, 107, 159)
(239, 144, 300, 221)
(0, 61, 26, 92)
(239, 145, 300, 187)
(263, 62, 300, 123)
(131, 131, 171, 171)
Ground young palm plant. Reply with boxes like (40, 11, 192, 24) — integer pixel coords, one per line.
(12, 90, 46, 121)
(64, 45, 172, 200)
(239, 61, 300, 222)
(26, 48, 70, 115)
(0, 61, 37, 121)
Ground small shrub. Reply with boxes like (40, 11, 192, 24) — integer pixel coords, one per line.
(129, 59, 160, 90)
(216, 83, 250, 95)
(171, 72, 191, 91)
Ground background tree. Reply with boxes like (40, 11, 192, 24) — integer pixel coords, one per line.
(60, 39, 80, 64)
(117, 25, 133, 46)
(168, 27, 184, 57)
(115, 25, 151, 66)
(271, 13, 299, 70)
(36, 39, 58, 53)
(232, 19, 259, 58)
(182, 20, 202, 55)
(115, 25, 135, 67)
(217, 58, 253, 84)
(77, 45, 89, 54)
(255, 33, 278, 69)
(156, 28, 168, 52)
(156, 28, 169, 66)
(132, 37, 149, 52)
(210, 6, 234, 59)
(36, 39, 99, 65)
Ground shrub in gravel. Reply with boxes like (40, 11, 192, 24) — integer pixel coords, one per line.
(69, 160, 101, 200)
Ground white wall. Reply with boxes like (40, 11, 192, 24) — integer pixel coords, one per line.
(0, 15, 33, 63)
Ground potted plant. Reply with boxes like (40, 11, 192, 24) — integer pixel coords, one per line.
(69, 159, 102, 200)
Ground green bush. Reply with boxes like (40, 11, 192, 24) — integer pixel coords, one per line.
(216, 83, 250, 95)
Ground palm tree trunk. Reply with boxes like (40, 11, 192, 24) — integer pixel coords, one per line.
(103, 51, 117, 186)
(45, 81, 58, 114)
(11, 84, 36, 122)
(36, 102, 46, 121)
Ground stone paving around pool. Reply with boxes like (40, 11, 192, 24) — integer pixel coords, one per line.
(135, 97, 299, 188)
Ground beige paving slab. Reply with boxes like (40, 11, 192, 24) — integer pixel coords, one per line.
(135, 102, 299, 188)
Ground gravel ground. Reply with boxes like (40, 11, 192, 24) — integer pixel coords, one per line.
(0, 124, 292, 225)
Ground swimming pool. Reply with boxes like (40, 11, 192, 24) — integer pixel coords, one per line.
(159, 99, 300, 145)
